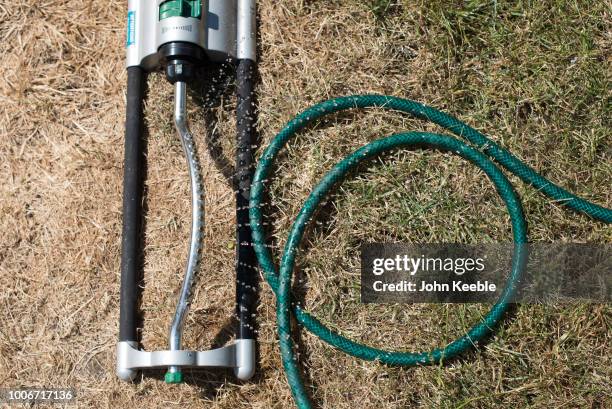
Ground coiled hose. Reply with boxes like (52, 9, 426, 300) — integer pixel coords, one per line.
(248, 95, 612, 409)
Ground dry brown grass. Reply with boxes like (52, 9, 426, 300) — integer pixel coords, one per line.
(0, 1, 610, 408)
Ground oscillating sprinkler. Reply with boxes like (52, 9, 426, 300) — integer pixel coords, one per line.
(116, 0, 257, 384)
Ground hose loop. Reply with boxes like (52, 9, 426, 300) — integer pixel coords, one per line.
(249, 95, 611, 408)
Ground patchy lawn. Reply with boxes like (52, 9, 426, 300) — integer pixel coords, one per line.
(0, 1, 609, 408)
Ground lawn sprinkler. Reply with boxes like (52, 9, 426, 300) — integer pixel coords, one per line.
(117, 0, 257, 383)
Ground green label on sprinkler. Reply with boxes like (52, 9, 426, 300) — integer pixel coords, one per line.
(126, 11, 135, 46)
(159, 0, 202, 20)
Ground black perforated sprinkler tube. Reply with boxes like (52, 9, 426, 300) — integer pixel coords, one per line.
(235, 58, 258, 341)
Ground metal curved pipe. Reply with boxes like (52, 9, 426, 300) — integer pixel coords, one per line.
(167, 81, 204, 377)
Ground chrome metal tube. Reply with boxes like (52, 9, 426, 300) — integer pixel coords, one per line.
(168, 81, 204, 376)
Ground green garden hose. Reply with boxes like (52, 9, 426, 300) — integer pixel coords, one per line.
(248, 95, 612, 409)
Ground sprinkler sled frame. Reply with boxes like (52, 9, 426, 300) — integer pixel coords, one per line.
(117, 0, 257, 384)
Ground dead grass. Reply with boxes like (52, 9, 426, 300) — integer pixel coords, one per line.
(0, 0, 610, 408)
